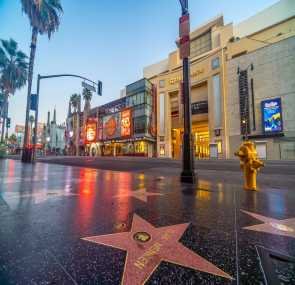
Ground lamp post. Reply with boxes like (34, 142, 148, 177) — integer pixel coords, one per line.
(179, 0, 196, 184)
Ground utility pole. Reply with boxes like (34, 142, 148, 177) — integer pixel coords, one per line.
(179, 0, 196, 184)
(75, 95, 81, 156)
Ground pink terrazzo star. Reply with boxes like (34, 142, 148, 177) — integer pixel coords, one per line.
(113, 188, 163, 202)
(82, 214, 232, 284)
(242, 210, 295, 238)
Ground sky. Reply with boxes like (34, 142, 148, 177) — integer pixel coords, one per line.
(0, 0, 278, 133)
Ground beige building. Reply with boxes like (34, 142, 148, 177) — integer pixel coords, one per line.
(143, 0, 295, 160)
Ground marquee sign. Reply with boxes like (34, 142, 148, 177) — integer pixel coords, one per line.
(261, 98, 283, 133)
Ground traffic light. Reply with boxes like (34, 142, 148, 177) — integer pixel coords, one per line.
(6, 117, 11, 128)
(97, 80, 102, 96)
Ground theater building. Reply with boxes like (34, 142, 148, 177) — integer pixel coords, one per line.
(144, 15, 232, 159)
(143, 0, 295, 160)
(85, 78, 157, 157)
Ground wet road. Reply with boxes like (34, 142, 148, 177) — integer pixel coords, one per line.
(0, 159, 295, 284)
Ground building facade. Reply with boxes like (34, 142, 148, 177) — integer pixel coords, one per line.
(68, 78, 157, 157)
(143, 0, 295, 160)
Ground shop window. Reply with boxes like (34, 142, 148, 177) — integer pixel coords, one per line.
(135, 141, 147, 154)
(217, 141, 222, 153)
(160, 145, 165, 156)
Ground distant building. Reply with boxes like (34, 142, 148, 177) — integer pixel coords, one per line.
(44, 109, 66, 154)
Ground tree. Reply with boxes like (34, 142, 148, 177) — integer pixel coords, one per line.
(70, 93, 80, 113)
(82, 87, 92, 102)
(21, 0, 63, 160)
(0, 38, 28, 142)
(69, 93, 81, 156)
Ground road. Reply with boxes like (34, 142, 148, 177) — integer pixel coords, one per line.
(35, 155, 295, 175)
(0, 158, 295, 284)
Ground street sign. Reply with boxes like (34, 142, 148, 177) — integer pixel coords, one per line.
(30, 94, 37, 111)
(179, 12, 190, 59)
(179, 35, 190, 59)
(179, 14, 190, 38)
(82, 81, 96, 93)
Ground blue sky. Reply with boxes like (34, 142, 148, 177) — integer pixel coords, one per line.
(0, 0, 278, 132)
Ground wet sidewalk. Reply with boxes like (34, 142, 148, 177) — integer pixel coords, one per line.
(0, 159, 294, 284)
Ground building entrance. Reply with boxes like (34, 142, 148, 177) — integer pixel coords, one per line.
(171, 122, 210, 159)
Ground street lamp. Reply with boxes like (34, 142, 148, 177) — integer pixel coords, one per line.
(178, 0, 196, 184)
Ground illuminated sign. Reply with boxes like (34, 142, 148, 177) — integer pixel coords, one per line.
(121, 109, 132, 137)
(86, 121, 97, 143)
(261, 98, 283, 133)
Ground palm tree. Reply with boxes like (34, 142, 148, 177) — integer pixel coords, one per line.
(69, 93, 81, 156)
(82, 87, 92, 110)
(21, 0, 63, 159)
(82, 88, 92, 148)
(70, 93, 80, 113)
(0, 38, 28, 142)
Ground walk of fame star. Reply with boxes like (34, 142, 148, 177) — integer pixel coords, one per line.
(242, 210, 295, 238)
(113, 188, 163, 202)
(82, 214, 232, 284)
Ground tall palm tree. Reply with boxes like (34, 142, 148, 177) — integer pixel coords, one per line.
(21, 0, 63, 159)
(82, 87, 92, 110)
(0, 38, 28, 142)
(69, 93, 81, 156)
(70, 93, 80, 113)
(82, 88, 92, 147)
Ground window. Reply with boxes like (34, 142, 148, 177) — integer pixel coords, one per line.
(212, 74, 221, 128)
(159, 80, 165, 88)
(190, 31, 212, 58)
(159, 92, 165, 135)
(134, 116, 146, 134)
(160, 145, 165, 156)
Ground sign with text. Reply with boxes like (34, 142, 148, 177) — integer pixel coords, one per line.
(261, 98, 283, 133)
(191, 101, 208, 115)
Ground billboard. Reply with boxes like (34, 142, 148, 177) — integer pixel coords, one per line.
(103, 113, 121, 140)
(261, 98, 283, 133)
(121, 109, 132, 137)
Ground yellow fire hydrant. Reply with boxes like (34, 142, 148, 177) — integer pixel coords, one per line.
(235, 141, 264, 191)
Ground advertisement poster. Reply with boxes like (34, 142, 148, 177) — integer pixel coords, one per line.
(86, 120, 97, 143)
(103, 114, 120, 140)
(261, 98, 283, 133)
(121, 109, 132, 137)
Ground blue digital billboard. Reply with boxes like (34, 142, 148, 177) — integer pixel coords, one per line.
(261, 98, 283, 133)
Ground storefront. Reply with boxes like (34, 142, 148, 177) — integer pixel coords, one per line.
(85, 78, 157, 157)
